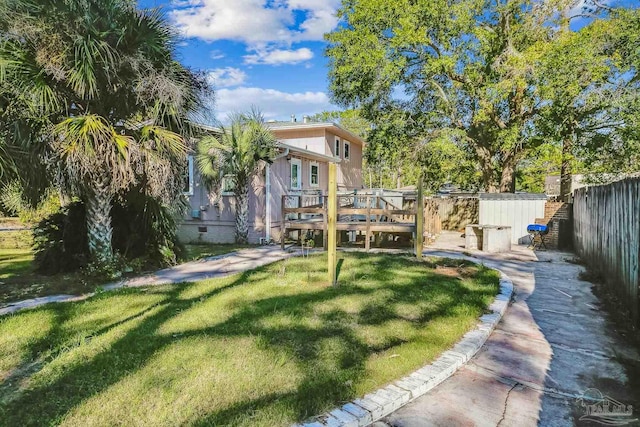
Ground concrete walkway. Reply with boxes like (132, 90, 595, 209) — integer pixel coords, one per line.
(381, 232, 640, 427)
(0, 245, 291, 316)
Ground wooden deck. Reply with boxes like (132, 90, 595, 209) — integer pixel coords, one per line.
(284, 219, 415, 232)
(281, 193, 419, 251)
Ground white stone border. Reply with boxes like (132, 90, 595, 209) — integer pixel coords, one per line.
(293, 262, 514, 427)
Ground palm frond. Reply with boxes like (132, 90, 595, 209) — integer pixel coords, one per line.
(195, 135, 225, 190)
(140, 125, 187, 157)
(195, 110, 277, 193)
(55, 115, 111, 154)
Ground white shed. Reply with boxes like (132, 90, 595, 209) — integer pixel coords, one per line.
(479, 193, 547, 244)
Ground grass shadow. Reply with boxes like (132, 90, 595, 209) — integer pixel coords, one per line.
(0, 253, 499, 426)
(336, 258, 344, 283)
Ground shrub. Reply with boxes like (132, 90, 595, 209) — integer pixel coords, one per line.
(33, 195, 185, 275)
(33, 202, 88, 274)
(0, 181, 61, 224)
(111, 193, 186, 268)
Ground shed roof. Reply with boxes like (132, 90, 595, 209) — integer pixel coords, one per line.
(479, 193, 547, 201)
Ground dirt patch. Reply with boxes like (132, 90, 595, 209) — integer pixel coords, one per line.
(435, 266, 460, 277)
(435, 265, 477, 278)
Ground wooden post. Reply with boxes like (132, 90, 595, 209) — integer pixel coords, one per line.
(281, 195, 286, 250)
(365, 195, 371, 252)
(328, 163, 338, 286)
(323, 195, 328, 250)
(415, 175, 424, 258)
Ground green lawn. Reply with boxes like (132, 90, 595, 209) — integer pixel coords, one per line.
(0, 248, 33, 280)
(0, 242, 250, 305)
(184, 243, 255, 261)
(0, 248, 97, 305)
(0, 253, 498, 426)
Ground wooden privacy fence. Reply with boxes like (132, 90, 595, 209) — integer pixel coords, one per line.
(429, 198, 479, 231)
(573, 178, 640, 324)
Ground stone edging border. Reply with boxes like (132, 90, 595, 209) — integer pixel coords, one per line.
(293, 262, 514, 427)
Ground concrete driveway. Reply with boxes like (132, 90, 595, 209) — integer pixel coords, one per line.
(381, 232, 640, 427)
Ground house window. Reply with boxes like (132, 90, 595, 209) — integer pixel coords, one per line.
(183, 155, 194, 196)
(344, 141, 350, 160)
(310, 162, 319, 187)
(335, 139, 340, 157)
(290, 158, 302, 190)
(221, 174, 236, 195)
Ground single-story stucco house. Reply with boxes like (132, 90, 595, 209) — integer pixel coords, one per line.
(178, 116, 366, 244)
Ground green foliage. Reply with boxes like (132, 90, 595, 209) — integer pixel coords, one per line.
(327, 0, 569, 192)
(530, 11, 639, 196)
(33, 196, 185, 276)
(196, 109, 277, 243)
(516, 143, 562, 193)
(0, 0, 209, 263)
(33, 202, 88, 275)
(0, 181, 61, 223)
(197, 110, 277, 193)
(111, 192, 186, 268)
(418, 137, 482, 193)
(310, 109, 371, 138)
(326, 1, 640, 193)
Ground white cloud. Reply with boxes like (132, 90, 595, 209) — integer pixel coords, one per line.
(244, 47, 314, 65)
(209, 50, 225, 60)
(214, 86, 334, 122)
(170, 0, 340, 46)
(207, 67, 248, 88)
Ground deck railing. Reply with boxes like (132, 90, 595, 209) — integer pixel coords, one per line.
(281, 194, 420, 251)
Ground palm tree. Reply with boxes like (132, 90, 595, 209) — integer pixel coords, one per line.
(196, 111, 277, 244)
(0, 0, 207, 264)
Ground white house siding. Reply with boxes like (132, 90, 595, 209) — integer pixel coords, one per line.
(178, 169, 266, 244)
(179, 123, 366, 245)
(268, 155, 329, 240)
(478, 194, 547, 244)
(325, 130, 363, 190)
(271, 128, 329, 154)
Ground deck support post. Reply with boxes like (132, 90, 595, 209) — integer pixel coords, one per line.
(281, 196, 286, 250)
(323, 195, 328, 250)
(328, 163, 338, 286)
(415, 175, 424, 258)
(365, 195, 371, 252)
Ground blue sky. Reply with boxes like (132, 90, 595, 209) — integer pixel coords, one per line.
(137, 0, 636, 124)
(138, 0, 341, 123)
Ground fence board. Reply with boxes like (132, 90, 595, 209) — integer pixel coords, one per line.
(573, 178, 640, 325)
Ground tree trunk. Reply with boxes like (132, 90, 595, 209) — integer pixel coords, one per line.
(235, 186, 250, 244)
(85, 179, 114, 265)
(560, 135, 573, 202)
(499, 153, 517, 193)
(475, 145, 498, 192)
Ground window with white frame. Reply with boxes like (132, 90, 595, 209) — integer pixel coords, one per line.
(310, 162, 319, 187)
(335, 138, 340, 157)
(344, 141, 350, 160)
(183, 155, 194, 196)
(221, 174, 236, 195)
(290, 158, 302, 190)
